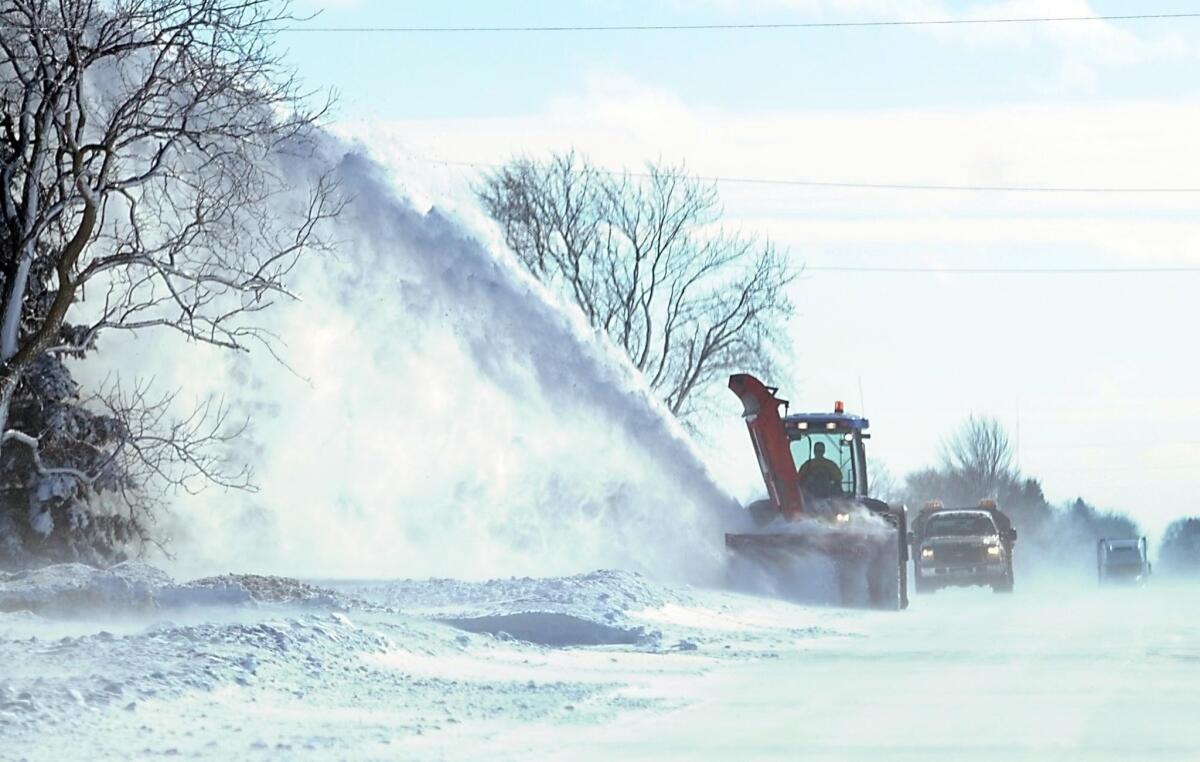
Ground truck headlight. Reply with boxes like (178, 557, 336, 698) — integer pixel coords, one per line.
(921, 548, 934, 560)
(835, 512, 850, 523)
(987, 545, 1001, 557)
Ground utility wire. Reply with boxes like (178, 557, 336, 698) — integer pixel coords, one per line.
(421, 158, 1199, 275)
(7, 11, 1200, 33)
(423, 157, 1200, 195)
(425, 157, 1200, 274)
(636, 177, 1200, 194)
(1040, 463, 1200, 473)
(8, 12, 1200, 33)
(279, 13, 1200, 33)
(1024, 440, 1200, 451)
(805, 265, 1200, 274)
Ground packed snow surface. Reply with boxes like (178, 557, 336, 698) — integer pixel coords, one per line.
(4, 564, 1200, 760)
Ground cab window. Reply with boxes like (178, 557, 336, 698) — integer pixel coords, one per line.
(789, 433, 855, 495)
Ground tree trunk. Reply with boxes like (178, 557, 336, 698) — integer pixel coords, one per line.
(0, 365, 22, 458)
(0, 247, 33, 361)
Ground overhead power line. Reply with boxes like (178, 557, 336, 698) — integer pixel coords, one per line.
(423, 157, 1200, 195)
(642, 177, 1200, 194)
(806, 265, 1200, 274)
(280, 13, 1200, 33)
(419, 157, 1200, 275)
(8, 11, 1200, 34)
(1040, 462, 1200, 473)
(1025, 440, 1200, 451)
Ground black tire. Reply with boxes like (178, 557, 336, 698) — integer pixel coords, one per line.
(914, 576, 935, 594)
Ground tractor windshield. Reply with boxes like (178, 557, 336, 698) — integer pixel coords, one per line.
(790, 433, 856, 497)
(925, 513, 997, 537)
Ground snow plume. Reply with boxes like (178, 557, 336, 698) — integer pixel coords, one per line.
(144, 140, 743, 583)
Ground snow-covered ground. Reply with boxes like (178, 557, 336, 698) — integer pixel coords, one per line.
(2, 564, 1198, 760)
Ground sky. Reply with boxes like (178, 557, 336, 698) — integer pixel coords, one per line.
(280, 0, 1200, 538)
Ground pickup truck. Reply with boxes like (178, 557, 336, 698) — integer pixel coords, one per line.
(911, 500, 1017, 594)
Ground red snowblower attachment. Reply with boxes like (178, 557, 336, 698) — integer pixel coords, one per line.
(725, 374, 908, 610)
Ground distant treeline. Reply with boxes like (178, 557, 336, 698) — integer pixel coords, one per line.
(886, 415, 1199, 577)
(1159, 518, 1200, 575)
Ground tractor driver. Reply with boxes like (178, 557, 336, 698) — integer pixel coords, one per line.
(797, 441, 843, 497)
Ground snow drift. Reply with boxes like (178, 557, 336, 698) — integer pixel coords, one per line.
(0, 562, 675, 648)
(357, 569, 671, 646)
(100, 138, 745, 583)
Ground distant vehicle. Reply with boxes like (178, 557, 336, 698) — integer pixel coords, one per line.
(911, 500, 1017, 594)
(1097, 537, 1151, 586)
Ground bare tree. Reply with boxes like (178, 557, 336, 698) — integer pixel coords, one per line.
(0, 0, 339, 563)
(478, 152, 794, 423)
(868, 459, 899, 502)
(940, 414, 1016, 500)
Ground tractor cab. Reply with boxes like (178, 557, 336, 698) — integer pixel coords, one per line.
(782, 404, 869, 500)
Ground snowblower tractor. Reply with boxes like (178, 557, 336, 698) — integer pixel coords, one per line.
(725, 374, 909, 610)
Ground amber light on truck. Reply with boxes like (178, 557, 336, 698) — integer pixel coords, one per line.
(987, 545, 1002, 557)
(921, 548, 934, 560)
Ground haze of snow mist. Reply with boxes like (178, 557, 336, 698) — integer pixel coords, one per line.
(102, 137, 744, 582)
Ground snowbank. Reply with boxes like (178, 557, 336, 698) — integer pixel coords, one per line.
(0, 563, 680, 648)
(0, 561, 863, 759)
(0, 610, 396, 737)
(357, 569, 673, 647)
(0, 562, 172, 615)
(0, 563, 369, 616)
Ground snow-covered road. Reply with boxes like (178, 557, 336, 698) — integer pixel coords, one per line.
(2, 565, 1197, 761)
(535, 585, 1200, 761)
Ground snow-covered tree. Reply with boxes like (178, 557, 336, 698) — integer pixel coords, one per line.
(0, 0, 338, 566)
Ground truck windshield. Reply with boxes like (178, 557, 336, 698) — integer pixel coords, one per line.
(1106, 546, 1142, 561)
(925, 514, 997, 537)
